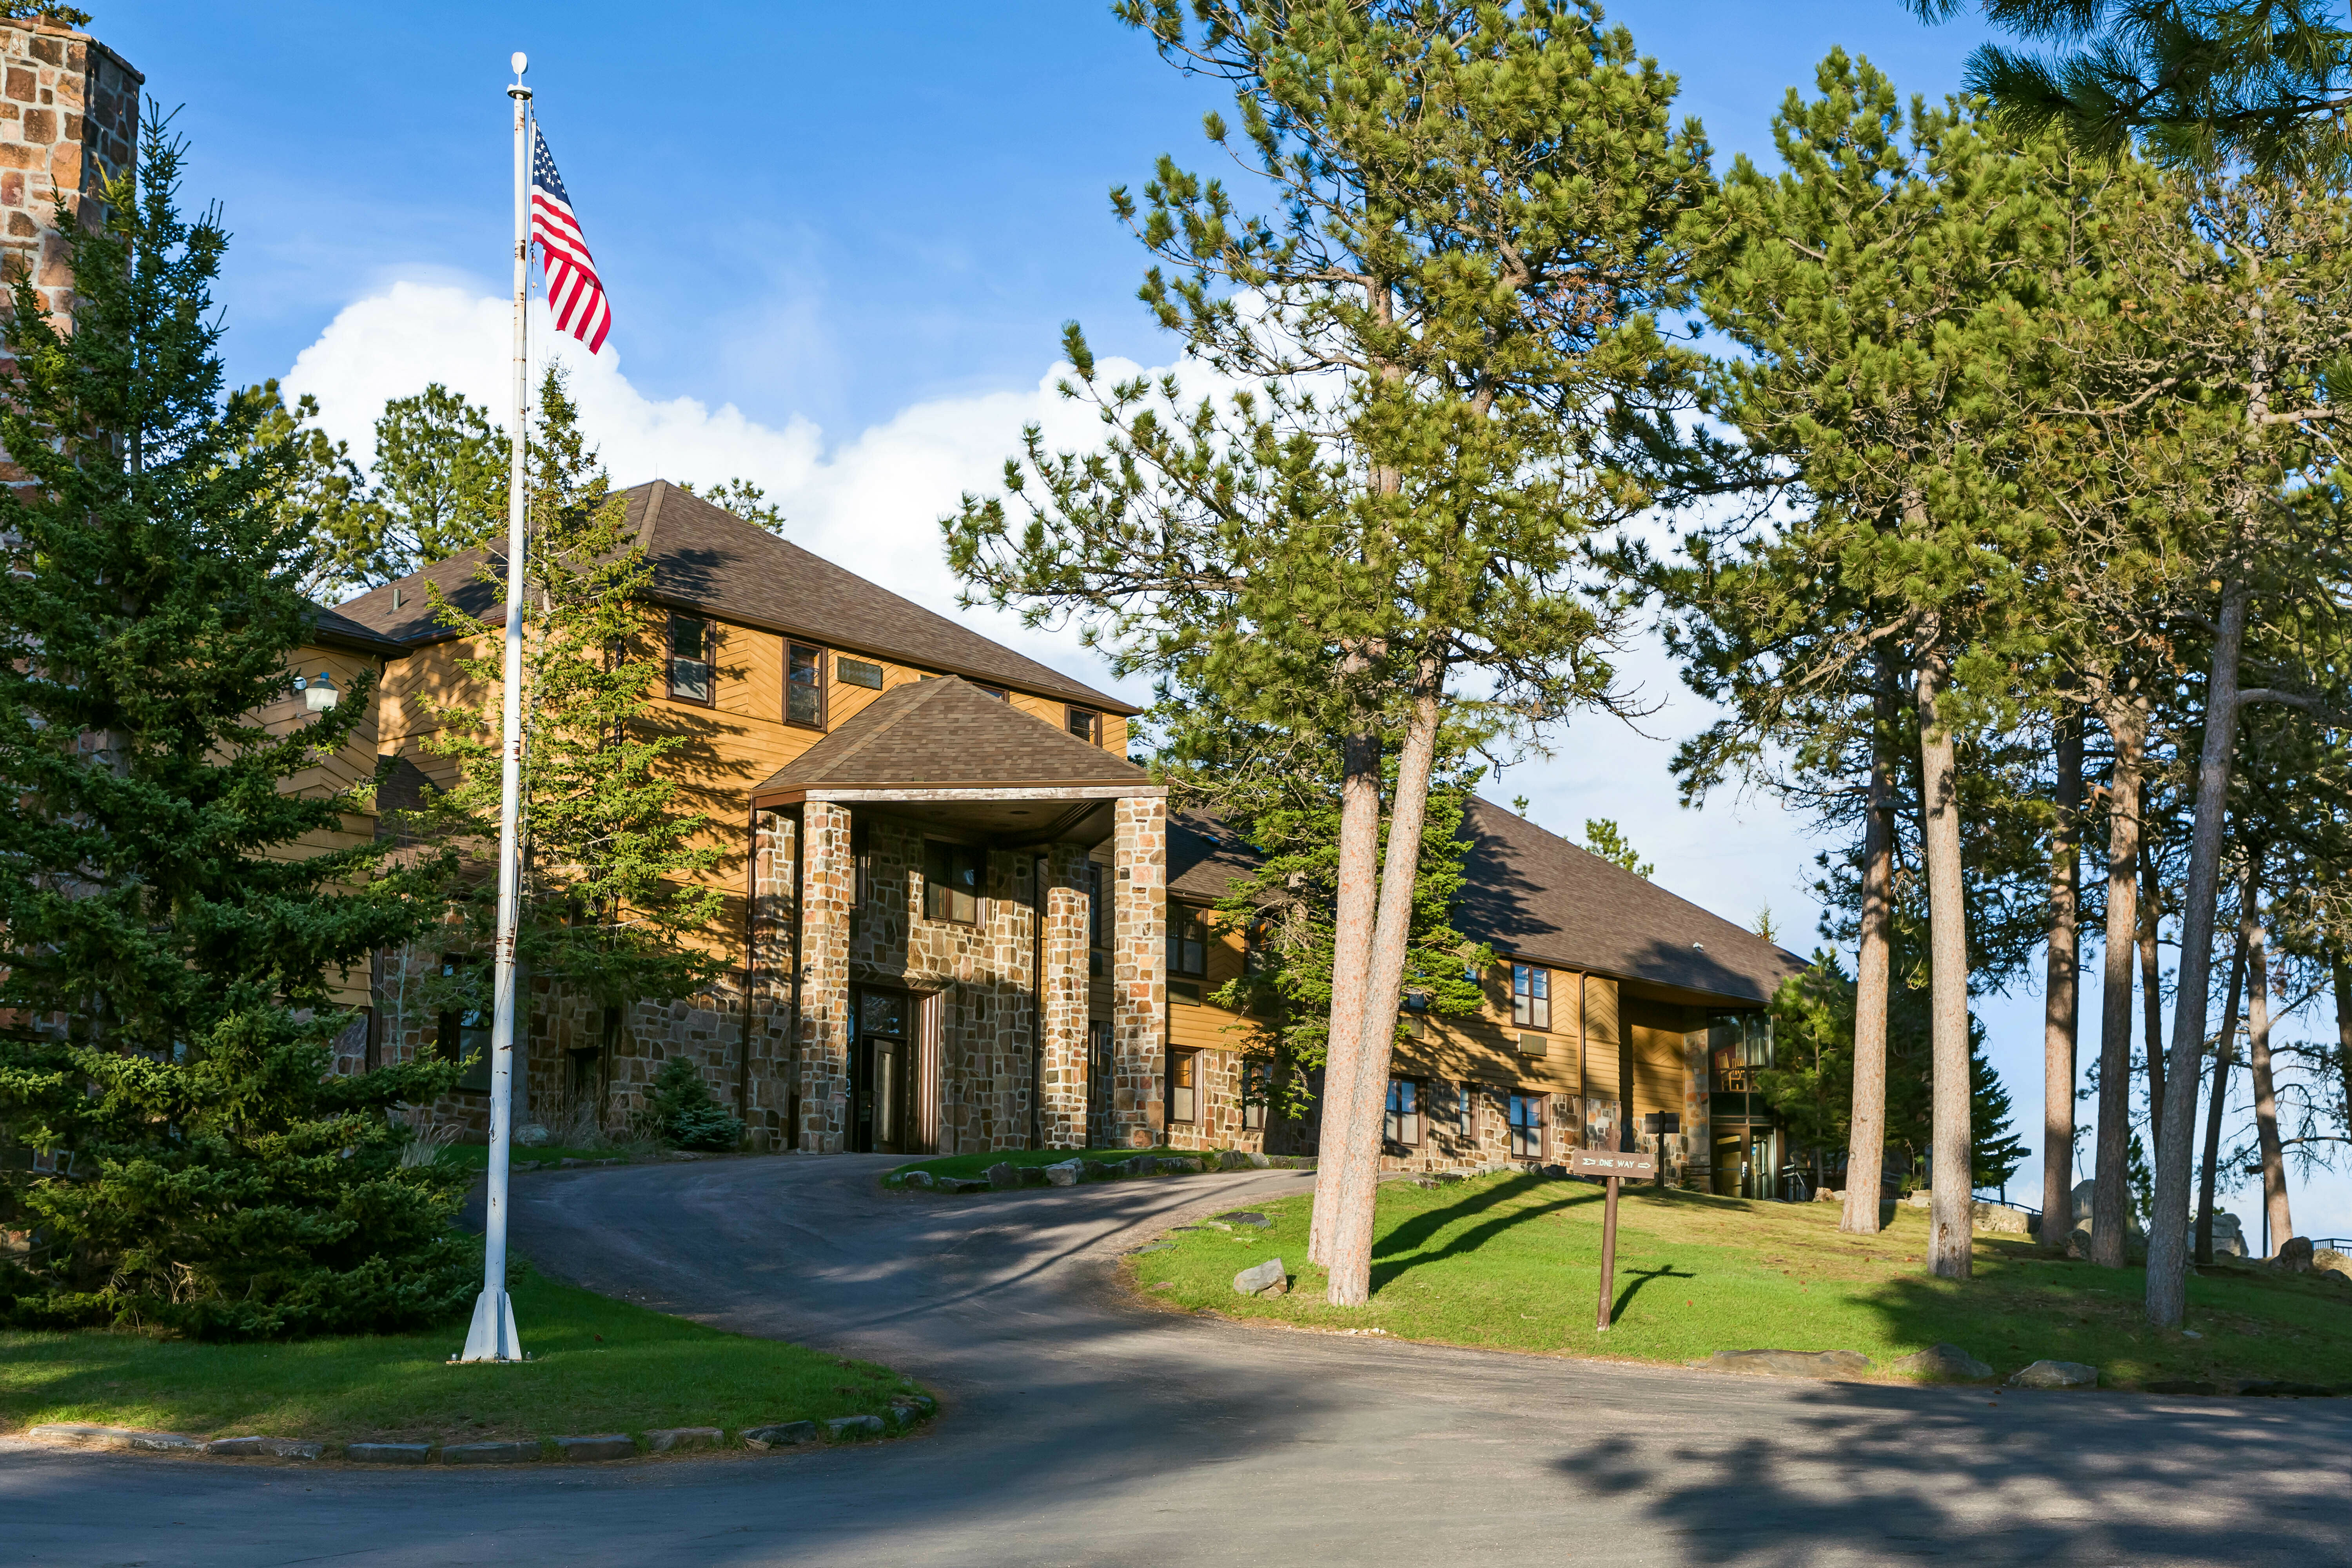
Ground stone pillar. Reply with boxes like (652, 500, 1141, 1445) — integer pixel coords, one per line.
(1037, 840, 1091, 1150)
(798, 801, 853, 1153)
(1109, 795, 1167, 1149)
(0, 20, 138, 352)
(745, 808, 799, 1151)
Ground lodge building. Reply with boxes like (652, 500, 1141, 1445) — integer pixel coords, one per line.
(308, 481, 1804, 1193)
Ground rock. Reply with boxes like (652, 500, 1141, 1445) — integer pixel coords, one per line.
(204, 1435, 325, 1459)
(2064, 1227, 2093, 1260)
(1218, 1210, 1272, 1229)
(1248, 1151, 1271, 1168)
(1017, 1165, 1049, 1187)
(2007, 1359, 2099, 1390)
(646, 1426, 722, 1453)
(827, 1414, 886, 1438)
(2276, 1236, 2316, 1272)
(1972, 1201, 2031, 1235)
(1232, 1258, 1288, 1296)
(1218, 1149, 1250, 1171)
(2314, 1248, 2352, 1283)
(1044, 1158, 1083, 1187)
(1703, 1348, 1874, 1380)
(2070, 1179, 2144, 1235)
(1541, 1163, 1568, 1180)
(1293, 1156, 1318, 1171)
(741, 1421, 818, 1447)
(1162, 1157, 1202, 1174)
(1889, 1344, 1995, 1382)
(1133, 1241, 1175, 1253)
(29, 1423, 206, 1454)
(1436, 1171, 1465, 1183)
(2208, 1210, 2247, 1254)
(1124, 1156, 1157, 1176)
(940, 1177, 991, 1194)
(1816, 1187, 1842, 1203)
(1908, 1190, 1932, 1209)
(2234, 1379, 2337, 1398)
(984, 1162, 1020, 1191)
(441, 1440, 541, 1465)
(346, 1442, 434, 1465)
(555, 1434, 637, 1461)
(559, 1157, 587, 1168)
(1084, 1160, 1117, 1180)
(516, 1122, 550, 1147)
(2145, 1379, 2225, 1396)
(901, 1171, 935, 1189)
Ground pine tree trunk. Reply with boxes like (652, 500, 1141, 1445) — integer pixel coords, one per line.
(2141, 846, 2165, 1135)
(1916, 639, 1973, 1281)
(1842, 656, 1899, 1236)
(2146, 579, 2250, 1327)
(1308, 714, 1383, 1266)
(2245, 878, 2293, 1254)
(2334, 959, 2352, 1158)
(1326, 667, 1444, 1308)
(2040, 713, 2082, 1251)
(2196, 901, 2250, 1266)
(2090, 693, 2145, 1269)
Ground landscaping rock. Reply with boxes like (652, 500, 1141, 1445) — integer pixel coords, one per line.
(901, 1171, 935, 1189)
(741, 1421, 818, 1447)
(1017, 1165, 1049, 1188)
(1889, 1344, 1995, 1382)
(2209, 1210, 2247, 1256)
(560, 1157, 588, 1168)
(646, 1426, 722, 1453)
(1044, 1158, 1083, 1187)
(1248, 1151, 1271, 1168)
(1218, 1210, 1273, 1229)
(1233, 1258, 1288, 1296)
(2008, 1359, 2099, 1390)
(2064, 1227, 2093, 1260)
(1133, 1241, 1175, 1253)
(940, 1177, 991, 1194)
(1908, 1189, 1932, 1208)
(1125, 1156, 1157, 1176)
(1817, 1187, 1842, 1203)
(828, 1414, 886, 1438)
(1293, 1156, 1318, 1170)
(984, 1162, 1020, 1191)
(1162, 1157, 1203, 1174)
(1084, 1160, 1117, 1180)
(1436, 1171, 1465, 1183)
(29, 1423, 205, 1453)
(347, 1442, 433, 1465)
(1541, 1163, 1568, 1180)
(2276, 1236, 2316, 1272)
(1972, 1201, 2031, 1235)
(1704, 1349, 1875, 1380)
(441, 1440, 540, 1466)
(205, 1435, 324, 1460)
(555, 1434, 637, 1461)
(2314, 1248, 2352, 1284)
(516, 1122, 550, 1147)
(2235, 1379, 2338, 1398)
(1218, 1149, 1250, 1171)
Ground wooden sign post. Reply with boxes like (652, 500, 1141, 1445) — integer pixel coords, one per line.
(1572, 1148, 1657, 1331)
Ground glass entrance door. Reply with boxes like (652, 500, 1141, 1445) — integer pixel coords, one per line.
(851, 987, 910, 1154)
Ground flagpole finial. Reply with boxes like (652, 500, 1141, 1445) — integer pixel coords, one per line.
(511, 51, 528, 78)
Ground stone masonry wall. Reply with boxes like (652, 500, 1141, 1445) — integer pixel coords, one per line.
(797, 801, 854, 1152)
(1108, 796, 1167, 1148)
(1038, 841, 1090, 1149)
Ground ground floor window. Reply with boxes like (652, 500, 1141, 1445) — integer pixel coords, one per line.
(1385, 1078, 1420, 1147)
(1453, 1082, 1473, 1137)
(1242, 1059, 1270, 1130)
(1169, 1048, 1198, 1124)
(1508, 1093, 1544, 1160)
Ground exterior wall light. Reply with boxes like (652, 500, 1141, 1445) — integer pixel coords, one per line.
(302, 669, 339, 711)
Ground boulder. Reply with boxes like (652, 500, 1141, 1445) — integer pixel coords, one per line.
(984, 1162, 1021, 1191)
(1908, 1189, 1932, 1209)
(346, 1442, 433, 1465)
(940, 1177, 991, 1194)
(2064, 1227, 2093, 1260)
(2070, 1179, 2143, 1235)
(1125, 1156, 1158, 1176)
(441, 1440, 541, 1465)
(1163, 1157, 1203, 1174)
(1816, 1187, 1842, 1204)
(1702, 1348, 1874, 1380)
(204, 1435, 324, 1459)
(1972, 1201, 2031, 1236)
(2007, 1359, 2098, 1390)
(515, 1122, 550, 1147)
(2276, 1236, 2316, 1272)
(1044, 1158, 1083, 1187)
(2313, 1247, 2352, 1284)
(1084, 1160, 1117, 1180)
(646, 1426, 722, 1453)
(827, 1414, 886, 1438)
(1233, 1258, 1288, 1296)
(901, 1171, 935, 1190)
(1218, 1149, 1251, 1171)
(741, 1421, 818, 1447)
(1218, 1210, 1273, 1229)
(555, 1434, 637, 1461)
(2208, 1212, 2247, 1256)
(1247, 1151, 1271, 1169)
(1017, 1165, 1050, 1188)
(1889, 1344, 1994, 1382)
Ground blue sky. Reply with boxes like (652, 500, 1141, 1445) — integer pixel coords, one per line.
(100, 0, 2348, 1238)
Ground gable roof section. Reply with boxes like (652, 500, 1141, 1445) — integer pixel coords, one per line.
(303, 600, 406, 658)
(753, 675, 1152, 798)
(1169, 811, 1265, 903)
(1453, 796, 1803, 1006)
(328, 480, 1134, 713)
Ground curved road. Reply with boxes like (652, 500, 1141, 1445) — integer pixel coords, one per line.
(9, 1154, 2348, 1566)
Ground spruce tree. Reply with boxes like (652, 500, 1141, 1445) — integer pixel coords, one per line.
(0, 125, 466, 1337)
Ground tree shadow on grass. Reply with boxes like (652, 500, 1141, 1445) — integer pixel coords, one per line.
(1612, 1262, 1698, 1322)
(1370, 1178, 1599, 1291)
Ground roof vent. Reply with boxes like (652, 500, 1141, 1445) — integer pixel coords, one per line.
(1692, 942, 1705, 951)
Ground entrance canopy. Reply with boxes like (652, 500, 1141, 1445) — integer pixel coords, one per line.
(748, 675, 1162, 846)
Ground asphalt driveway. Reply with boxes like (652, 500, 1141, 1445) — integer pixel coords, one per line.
(7, 1153, 2347, 1566)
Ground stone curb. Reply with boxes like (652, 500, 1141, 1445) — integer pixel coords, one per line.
(17, 1400, 940, 1467)
(896, 1153, 1316, 1192)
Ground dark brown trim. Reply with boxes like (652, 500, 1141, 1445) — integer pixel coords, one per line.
(784, 640, 828, 731)
(666, 609, 717, 708)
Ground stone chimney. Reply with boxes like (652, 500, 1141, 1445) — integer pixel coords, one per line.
(0, 13, 139, 323)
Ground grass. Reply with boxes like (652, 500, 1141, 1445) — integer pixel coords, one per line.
(883, 1146, 1210, 1186)
(1130, 1172, 2352, 1389)
(436, 1143, 645, 1173)
(0, 1263, 927, 1445)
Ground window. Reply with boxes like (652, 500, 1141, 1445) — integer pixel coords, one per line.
(435, 955, 493, 1093)
(1508, 1093, 1544, 1160)
(976, 684, 1009, 701)
(1067, 706, 1100, 744)
(1455, 1082, 1473, 1137)
(1243, 1059, 1271, 1131)
(1086, 861, 1108, 979)
(786, 642, 826, 728)
(1512, 963, 1551, 1030)
(923, 840, 982, 924)
(853, 820, 872, 911)
(838, 655, 884, 690)
(1169, 904, 1207, 978)
(668, 613, 713, 704)
(1169, 1048, 1198, 1124)
(1385, 1078, 1420, 1147)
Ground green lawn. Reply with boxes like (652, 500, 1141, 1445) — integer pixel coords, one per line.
(436, 1143, 646, 1173)
(0, 1263, 927, 1446)
(1132, 1172, 2352, 1389)
(884, 1146, 1209, 1186)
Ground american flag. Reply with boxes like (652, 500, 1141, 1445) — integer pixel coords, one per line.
(529, 125, 611, 353)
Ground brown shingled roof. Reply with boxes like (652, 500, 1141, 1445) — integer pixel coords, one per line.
(303, 600, 407, 658)
(1453, 796, 1804, 1005)
(1169, 811, 1265, 902)
(752, 676, 1152, 797)
(327, 480, 1134, 714)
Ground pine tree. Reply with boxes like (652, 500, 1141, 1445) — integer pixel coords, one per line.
(679, 476, 786, 534)
(421, 368, 727, 1078)
(0, 125, 466, 1337)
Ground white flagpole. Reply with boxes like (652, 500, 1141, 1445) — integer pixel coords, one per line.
(462, 48, 533, 1363)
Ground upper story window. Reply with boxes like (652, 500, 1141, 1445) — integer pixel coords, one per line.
(1169, 904, 1208, 978)
(923, 839, 983, 925)
(786, 642, 826, 728)
(1512, 962, 1551, 1030)
(1709, 1012, 1773, 1094)
(1067, 706, 1100, 744)
(668, 613, 713, 704)
(976, 684, 1009, 701)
